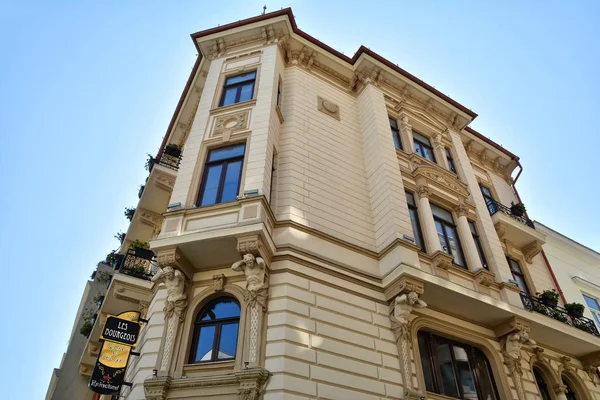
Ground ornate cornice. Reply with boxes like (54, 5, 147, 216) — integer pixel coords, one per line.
(412, 161, 470, 200)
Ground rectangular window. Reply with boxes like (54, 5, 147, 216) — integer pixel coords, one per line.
(276, 77, 282, 108)
(390, 117, 403, 150)
(446, 148, 457, 173)
(583, 294, 600, 327)
(469, 221, 488, 270)
(507, 258, 530, 295)
(219, 71, 256, 107)
(480, 185, 497, 215)
(413, 131, 436, 162)
(197, 143, 246, 207)
(406, 192, 425, 252)
(432, 204, 466, 268)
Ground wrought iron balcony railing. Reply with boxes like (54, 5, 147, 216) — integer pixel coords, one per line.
(116, 248, 156, 281)
(485, 198, 535, 229)
(520, 292, 599, 336)
(156, 151, 182, 171)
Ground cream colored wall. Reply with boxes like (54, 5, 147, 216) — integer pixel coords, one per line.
(277, 66, 377, 250)
(537, 223, 600, 322)
(263, 267, 403, 399)
(121, 289, 166, 400)
(489, 170, 518, 207)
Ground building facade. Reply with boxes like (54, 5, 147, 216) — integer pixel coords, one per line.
(54, 8, 600, 400)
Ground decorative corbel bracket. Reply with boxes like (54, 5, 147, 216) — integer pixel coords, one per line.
(384, 275, 425, 302)
(431, 251, 453, 271)
(474, 268, 496, 287)
(156, 247, 194, 280)
(144, 376, 171, 400)
(236, 235, 272, 265)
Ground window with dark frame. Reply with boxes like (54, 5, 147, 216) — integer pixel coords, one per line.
(418, 331, 499, 399)
(432, 204, 466, 268)
(480, 185, 497, 214)
(583, 294, 600, 328)
(562, 376, 578, 400)
(219, 71, 257, 107)
(507, 257, 531, 295)
(469, 221, 488, 270)
(197, 143, 246, 207)
(276, 77, 282, 108)
(534, 368, 553, 400)
(446, 148, 457, 173)
(189, 297, 240, 364)
(390, 117, 403, 150)
(406, 191, 425, 252)
(413, 131, 436, 162)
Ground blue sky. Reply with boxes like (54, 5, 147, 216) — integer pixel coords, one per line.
(0, 1, 598, 398)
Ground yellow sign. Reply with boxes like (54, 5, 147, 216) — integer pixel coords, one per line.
(99, 341, 132, 368)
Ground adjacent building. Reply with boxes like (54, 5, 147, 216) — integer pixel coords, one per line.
(49, 8, 600, 400)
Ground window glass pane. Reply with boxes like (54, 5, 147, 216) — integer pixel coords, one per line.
(591, 312, 600, 327)
(393, 132, 402, 149)
(584, 295, 600, 311)
(421, 146, 435, 162)
(194, 325, 216, 362)
(239, 82, 254, 102)
(200, 165, 223, 206)
(480, 186, 492, 198)
(208, 144, 246, 162)
(534, 368, 552, 400)
(413, 132, 432, 146)
(431, 205, 453, 223)
(199, 299, 241, 321)
(221, 87, 238, 107)
(418, 333, 436, 393)
(435, 220, 450, 254)
(389, 117, 398, 130)
(405, 192, 416, 207)
(436, 342, 459, 397)
(453, 346, 478, 399)
(469, 221, 477, 235)
(221, 160, 242, 202)
(513, 274, 530, 294)
(474, 348, 498, 400)
(446, 225, 466, 267)
(507, 258, 522, 273)
(409, 208, 424, 250)
(225, 72, 256, 85)
(217, 322, 239, 360)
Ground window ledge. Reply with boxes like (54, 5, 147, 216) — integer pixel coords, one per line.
(183, 360, 235, 377)
(275, 105, 284, 123)
(210, 99, 257, 115)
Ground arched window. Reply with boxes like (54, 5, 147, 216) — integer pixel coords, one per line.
(562, 375, 578, 400)
(189, 297, 240, 363)
(417, 331, 499, 399)
(534, 367, 552, 400)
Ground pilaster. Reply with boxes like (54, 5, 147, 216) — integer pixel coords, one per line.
(415, 185, 441, 254)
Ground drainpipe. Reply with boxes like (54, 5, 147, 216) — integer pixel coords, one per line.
(511, 158, 567, 304)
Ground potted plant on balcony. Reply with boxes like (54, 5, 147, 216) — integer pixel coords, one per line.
(130, 239, 154, 259)
(124, 207, 136, 221)
(564, 302, 585, 318)
(164, 143, 182, 157)
(145, 154, 155, 172)
(115, 231, 125, 244)
(510, 202, 527, 217)
(79, 309, 94, 337)
(538, 289, 559, 308)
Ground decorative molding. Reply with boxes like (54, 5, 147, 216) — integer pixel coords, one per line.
(494, 316, 531, 338)
(494, 221, 506, 239)
(156, 247, 194, 279)
(497, 317, 536, 400)
(413, 162, 470, 200)
(431, 251, 453, 271)
(454, 203, 470, 217)
(236, 235, 272, 264)
(212, 109, 250, 137)
(523, 240, 542, 263)
(317, 96, 340, 120)
(474, 268, 496, 287)
(384, 275, 426, 301)
(144, 376, 171, 400)
(138, 208, 163, 237)
(154, 172, 176, 192)
(415, 184, 430, 199)
(581, 351, 600, 369)
(213, 274, 226, 292)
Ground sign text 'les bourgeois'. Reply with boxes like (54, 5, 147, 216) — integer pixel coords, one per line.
(101, 316, 141, 346)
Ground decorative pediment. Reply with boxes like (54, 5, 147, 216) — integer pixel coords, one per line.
(411, 159, 470, 200)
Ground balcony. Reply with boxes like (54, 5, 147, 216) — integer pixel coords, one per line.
(154, 148, 182, 171)
(520, 292, 600, 337)
(116, 248, 156, 281)
(486, 198, 546, 262)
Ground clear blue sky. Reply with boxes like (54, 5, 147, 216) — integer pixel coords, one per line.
(1, 1, 598, 398)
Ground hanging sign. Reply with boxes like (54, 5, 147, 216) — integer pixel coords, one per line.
(89, 311, 142, 395)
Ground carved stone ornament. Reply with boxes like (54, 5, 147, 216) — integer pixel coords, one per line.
(212, 110, 249, 137)
(232, 254, 269, 308)
(154, 173, 175, 192)
(415, 185, 430, 199)
(454, 203, 470, 217)
(144, 376, 171, 400)
(523, 240, 543, 263)
(389, 289, 427, 399)
(474, 268, 496, 287)
(213, 274, 226, 292)
(317, 96, 340, 120)
(139, 208, 163, 237)
(496, 318, 535, 400)
(432, 251, 453, 270)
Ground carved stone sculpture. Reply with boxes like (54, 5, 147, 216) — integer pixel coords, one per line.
(500, 327, 535, 400)
(152, 266, 188, 373)
(232, 253, 270, 365)
(390, 292, 427, 400)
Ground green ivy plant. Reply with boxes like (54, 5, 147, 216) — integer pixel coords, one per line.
(129, 240, 150, 250)
(124, 207, 136, 221)
(145, 154, 155, 172)
(95, 271, 111, 284)
(79, 309, 95, 337)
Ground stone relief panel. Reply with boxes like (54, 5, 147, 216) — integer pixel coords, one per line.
(211, 109, 250, 140)
(317, 96, 340, 120)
